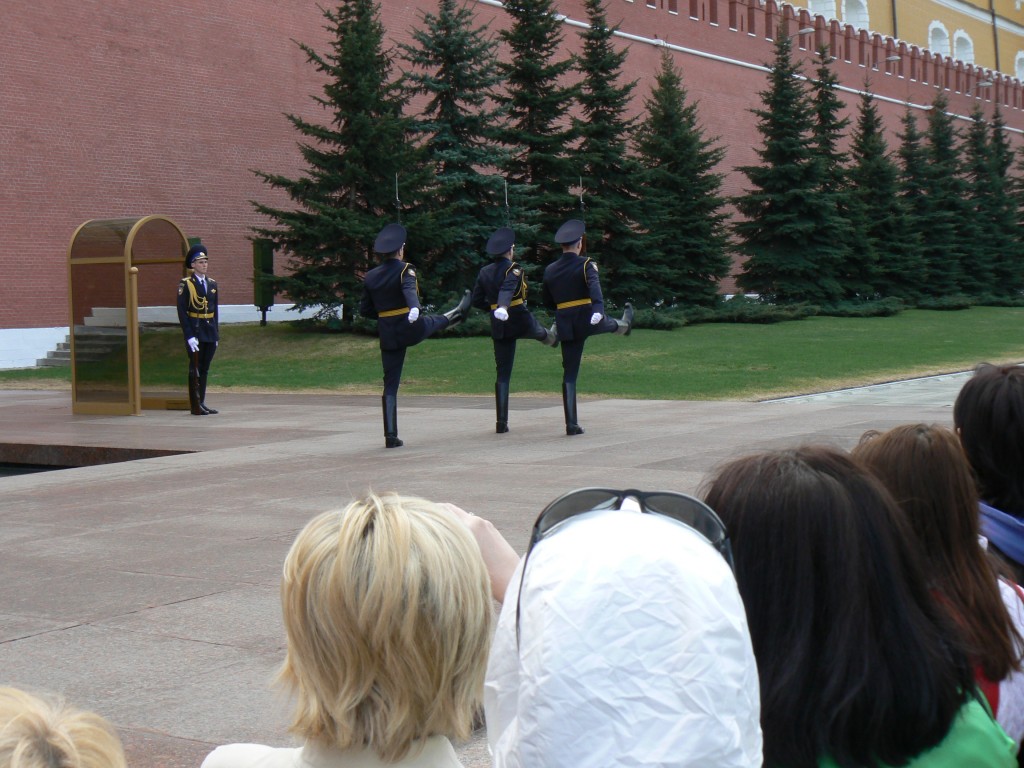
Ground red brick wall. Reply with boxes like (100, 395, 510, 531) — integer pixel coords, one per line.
(5, 0, 1023, 329)
(4, 0, 330, 329)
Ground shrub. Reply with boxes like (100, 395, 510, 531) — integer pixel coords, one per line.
(817, 298, 905, 318)
(914, 294, 974, 311)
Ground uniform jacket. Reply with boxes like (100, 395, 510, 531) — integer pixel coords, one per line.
(542, 252, 606, 343)
(472, 258, 540, 341)
(360, 258, 431, 351)
(177, 274, 219, 343)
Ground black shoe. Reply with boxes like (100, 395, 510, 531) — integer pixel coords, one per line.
(562, 382, 584, 435)
(383, 395, 402, 448)
(200, 403, 218, 415)
(615, 302, 634, 336)
(443, 290, 472, 327)
(191, 407, 208, 416)
(495, 382, 510, 434)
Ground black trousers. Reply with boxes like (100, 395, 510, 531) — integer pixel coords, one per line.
(493, 339, 517, 385)
(381, 348, 407, 396)
(559, 316, 616, 384)
(188, 341, 217, 377)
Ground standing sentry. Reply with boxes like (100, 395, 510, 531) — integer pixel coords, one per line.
(176, 243, 220, 416)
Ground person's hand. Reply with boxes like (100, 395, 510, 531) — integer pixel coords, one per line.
(187, 337, 199, 352)
(494, 307, 509, 321)
(442, 503, 521, 604)
(407, 307, 420, 323)
(590, 312, 603, 325)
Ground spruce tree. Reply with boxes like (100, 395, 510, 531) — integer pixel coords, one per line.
(574, 0, 645, 303)
(920, 93, 971, 296)
(251, 0, 425, 320)
(807, 48, 864, 298)
(848, 91, 923, 301)
(734, 33, 842, 304)
(984, 108, 1022, 296)
(896, 108, 932, 296)
(498, 0, 579, 249)
(397, 0, 532, 294)
(633, 52, 730, 306)
(962, 107, 1001, 296)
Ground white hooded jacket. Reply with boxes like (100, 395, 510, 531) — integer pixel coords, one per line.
(485, 505, 763, 767)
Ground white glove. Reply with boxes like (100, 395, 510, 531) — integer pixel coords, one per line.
(494, 307, 509, 321)
(187, 337, 199, 352)
(590, 312, 603, 325)
(407, 307, 420, 323)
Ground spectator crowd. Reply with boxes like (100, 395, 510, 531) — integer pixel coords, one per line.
(3, 362, 1023, 768)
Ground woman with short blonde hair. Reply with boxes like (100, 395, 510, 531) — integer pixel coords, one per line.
(203, 492, 493, 767)
(0, 686, 126, 768)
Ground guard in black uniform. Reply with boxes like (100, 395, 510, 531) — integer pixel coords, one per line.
(360, 222, 471, 448)
(542, 219, 632, 435)
(177, 243, 220, 416)
(471, 227, 557, 434)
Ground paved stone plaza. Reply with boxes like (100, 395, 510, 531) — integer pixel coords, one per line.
(0, 375, 970, 766)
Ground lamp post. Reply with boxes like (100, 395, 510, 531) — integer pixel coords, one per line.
(872, 54, 901, 71)
(787, 25, 816, 54)
(969, 79, 994, 97)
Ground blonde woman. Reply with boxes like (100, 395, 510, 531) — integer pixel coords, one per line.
(202, 492, 493, 768)
(0, 686, 126, 768)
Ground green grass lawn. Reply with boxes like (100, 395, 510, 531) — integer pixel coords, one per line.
(4, 307, 1022, 400)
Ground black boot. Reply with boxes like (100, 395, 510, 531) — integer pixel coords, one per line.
(614, 302, 634, 336)
(495, 382, 510, 434)
(198, 373, 218, 414)
(443, 289, 472, 328)
(563, 382, 584, 435)
(188, 366, 206, 416)
(382, 395, 403, 448)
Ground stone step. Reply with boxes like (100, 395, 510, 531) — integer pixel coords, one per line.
(36, 331, 130, 367)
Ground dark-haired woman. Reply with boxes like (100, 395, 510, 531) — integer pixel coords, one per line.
(854, 424, 1024, 753)
(702, 445, 1016, 768)
(954, 363, 1024, 583)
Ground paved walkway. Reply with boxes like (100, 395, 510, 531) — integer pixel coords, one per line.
(0, 374, 971, 767)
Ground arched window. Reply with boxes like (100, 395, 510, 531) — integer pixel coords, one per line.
(953, 30, 974, 64)
(929, 21, 951, 58)
(842, 0, 869, 30)
(1016, 51, 1024, 81)
(807, 0, 837, 18)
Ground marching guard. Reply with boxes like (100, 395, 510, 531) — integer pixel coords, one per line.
(360, 222, 471, 448)
(542, 219, 632, 435)
(471, 226, 557, 433)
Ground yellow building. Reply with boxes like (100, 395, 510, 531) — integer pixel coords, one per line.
(801, 0, 1024, 78)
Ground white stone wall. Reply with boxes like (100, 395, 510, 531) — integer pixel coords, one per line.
(0, 304, 326, 370)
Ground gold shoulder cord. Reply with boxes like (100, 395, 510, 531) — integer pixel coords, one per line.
(505, 262, 527, 301)
(184, 279, 209, 316)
